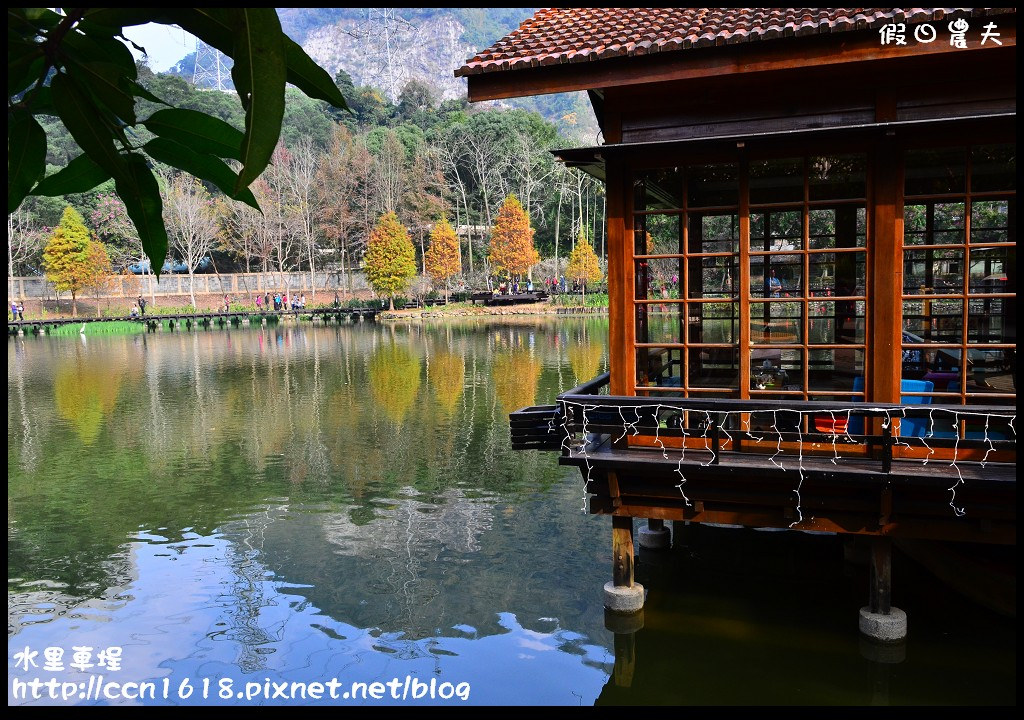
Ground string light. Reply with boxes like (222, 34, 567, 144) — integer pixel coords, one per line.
(557, 400, 1015, 525)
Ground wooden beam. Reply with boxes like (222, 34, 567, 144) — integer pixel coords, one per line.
(465, 26, 1016, 102)
(612, 515, 635, 588)
(606, 155, 630, 395)
(869, 536, 893, 614)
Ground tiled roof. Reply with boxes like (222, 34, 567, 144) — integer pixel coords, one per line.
(455, 8, 1014, 76)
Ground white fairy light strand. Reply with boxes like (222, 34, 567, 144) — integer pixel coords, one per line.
(557, 400, 1015, 523)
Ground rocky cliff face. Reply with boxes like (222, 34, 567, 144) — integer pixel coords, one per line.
(303, 13, 473, 103)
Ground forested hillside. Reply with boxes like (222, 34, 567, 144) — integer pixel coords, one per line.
(12, 30, 606, 296)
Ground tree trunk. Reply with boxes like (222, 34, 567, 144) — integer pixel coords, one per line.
(554, 186, 563, 273)
(189, 271, 196, 310)
(389, 295, 394, 311)
(71, 291, 77, 318)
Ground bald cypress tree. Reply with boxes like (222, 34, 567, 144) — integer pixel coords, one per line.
(42, 206, 93, 317)
(488, 193, 539, 283)
(364, 211, 416, 310)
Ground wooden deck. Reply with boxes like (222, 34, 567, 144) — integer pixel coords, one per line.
(7, 307, 378, 335)
(511, 373, 1016, 546)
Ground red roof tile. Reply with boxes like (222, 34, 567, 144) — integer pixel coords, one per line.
(455, 8, 1015, 77)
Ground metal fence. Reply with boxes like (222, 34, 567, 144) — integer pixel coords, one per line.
(9, 272, 369, 299)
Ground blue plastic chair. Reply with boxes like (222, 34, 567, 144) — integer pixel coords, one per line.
(848, 378, 933, 437)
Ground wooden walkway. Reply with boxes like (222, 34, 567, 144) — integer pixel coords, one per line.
(7, 307, 378, 335)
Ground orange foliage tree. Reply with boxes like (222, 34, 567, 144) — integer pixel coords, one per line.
(565, 231, 603, 303)
(424, 216, 461, 302)
(487, 193, 539, 283)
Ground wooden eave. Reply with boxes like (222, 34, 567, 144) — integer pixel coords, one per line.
(552, 111, 1018, 180)
(464, 18, 1016, 103)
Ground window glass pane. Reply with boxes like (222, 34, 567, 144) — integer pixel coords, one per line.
(902, 299, 964, 344)
(749, 157, 802, 204)
(750, 348, 804, 391)
(968, 297, 1012, 343)
(689, 348, 739, 388)
(750, 302, 802, 344)
(689, 212, 739, 253)
(903, 202, 966, 245)
(750, 210, 802, 252)
(687, 163, 738, 207)
(968, 246, 1012, 293)
(636, 168, 682, 210)
(905, 147, 966, 196)
(808, 207, 866, 248)
(635, 258, 681, 300)
(808, 349, 865, 391)
(687, 303, 738, 343)
(903, 248, 964, 294)
(750, 254, 803, 298)
(809, 154, 866, 200)
(635, 213, 680, 255)
(688, 256, 737, 299)
(640, 303, 686, 344)
(637, 348, 682, 388)
(971, 144, 1016, 192)
(809, 300, 865, 344)
(809, 252, 866, 297)
(970, 200, 1011, 244)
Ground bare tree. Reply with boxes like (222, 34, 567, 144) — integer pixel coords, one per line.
(7, 208, 46, 299)
(373, 129, 406, 216)
(162, 173, 220, 309)
(289, 138, 322, 300)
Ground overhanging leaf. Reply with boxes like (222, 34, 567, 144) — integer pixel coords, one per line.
(127, 78, 167, 106)
(283, 36, 348, 110)
(143, 108, 244, 161)
(50, 72, 125, 178)
(114, 153, 167, 277)
(143, 137, 259, 210)
(8, 109, 47, 213)
(230, 8, 286, 193)
(64, 58, 137, 125)
(32, 153, 112, 197)
(62, 25, 138, 81)
(9, 41, 44, 97)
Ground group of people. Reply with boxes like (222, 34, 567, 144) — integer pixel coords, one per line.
(129, 295, 149, 318)
(255, 291, 307, 312)
(495, 278, 534, 295)
(9, 299, 25, 321)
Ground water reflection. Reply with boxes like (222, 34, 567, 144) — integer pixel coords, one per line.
(7, 320, 1015, 706)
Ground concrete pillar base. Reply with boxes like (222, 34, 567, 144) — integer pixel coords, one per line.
(604, 581, 645, 614)
(858, 606, 907, 642)
(638, 526, 671, 550)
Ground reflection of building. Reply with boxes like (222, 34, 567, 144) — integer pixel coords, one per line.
(470, 9, 1016, 637)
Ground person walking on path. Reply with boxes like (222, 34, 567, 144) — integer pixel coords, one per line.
(138, 295, 147, 316)
(17, 301, 25, 321)
(10, 299, 18, 321)
(256, 294, 263, 311)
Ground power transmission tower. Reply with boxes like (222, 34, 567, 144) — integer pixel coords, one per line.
(361, 8, 411, 103)
(192, 39, 230, 91)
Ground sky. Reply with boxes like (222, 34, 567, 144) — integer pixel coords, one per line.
(121, 23, 197, 73)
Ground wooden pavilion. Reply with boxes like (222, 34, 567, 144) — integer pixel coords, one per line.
(458, 8, 1016, 638)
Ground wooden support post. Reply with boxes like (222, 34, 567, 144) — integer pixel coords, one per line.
(869, 536, 892, 615)
(612, 631, 637, 688)
(612, 516, 635, 588)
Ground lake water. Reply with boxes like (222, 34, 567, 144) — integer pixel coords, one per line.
(7, 318, 1015, 706)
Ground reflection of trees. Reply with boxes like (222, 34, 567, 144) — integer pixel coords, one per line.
(368, 341, 422, 424)
(492, 347, 541, 412)
(53, 349, 122, 444)
(429, 350, 465, 416)
(569, 342, 603, 386)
